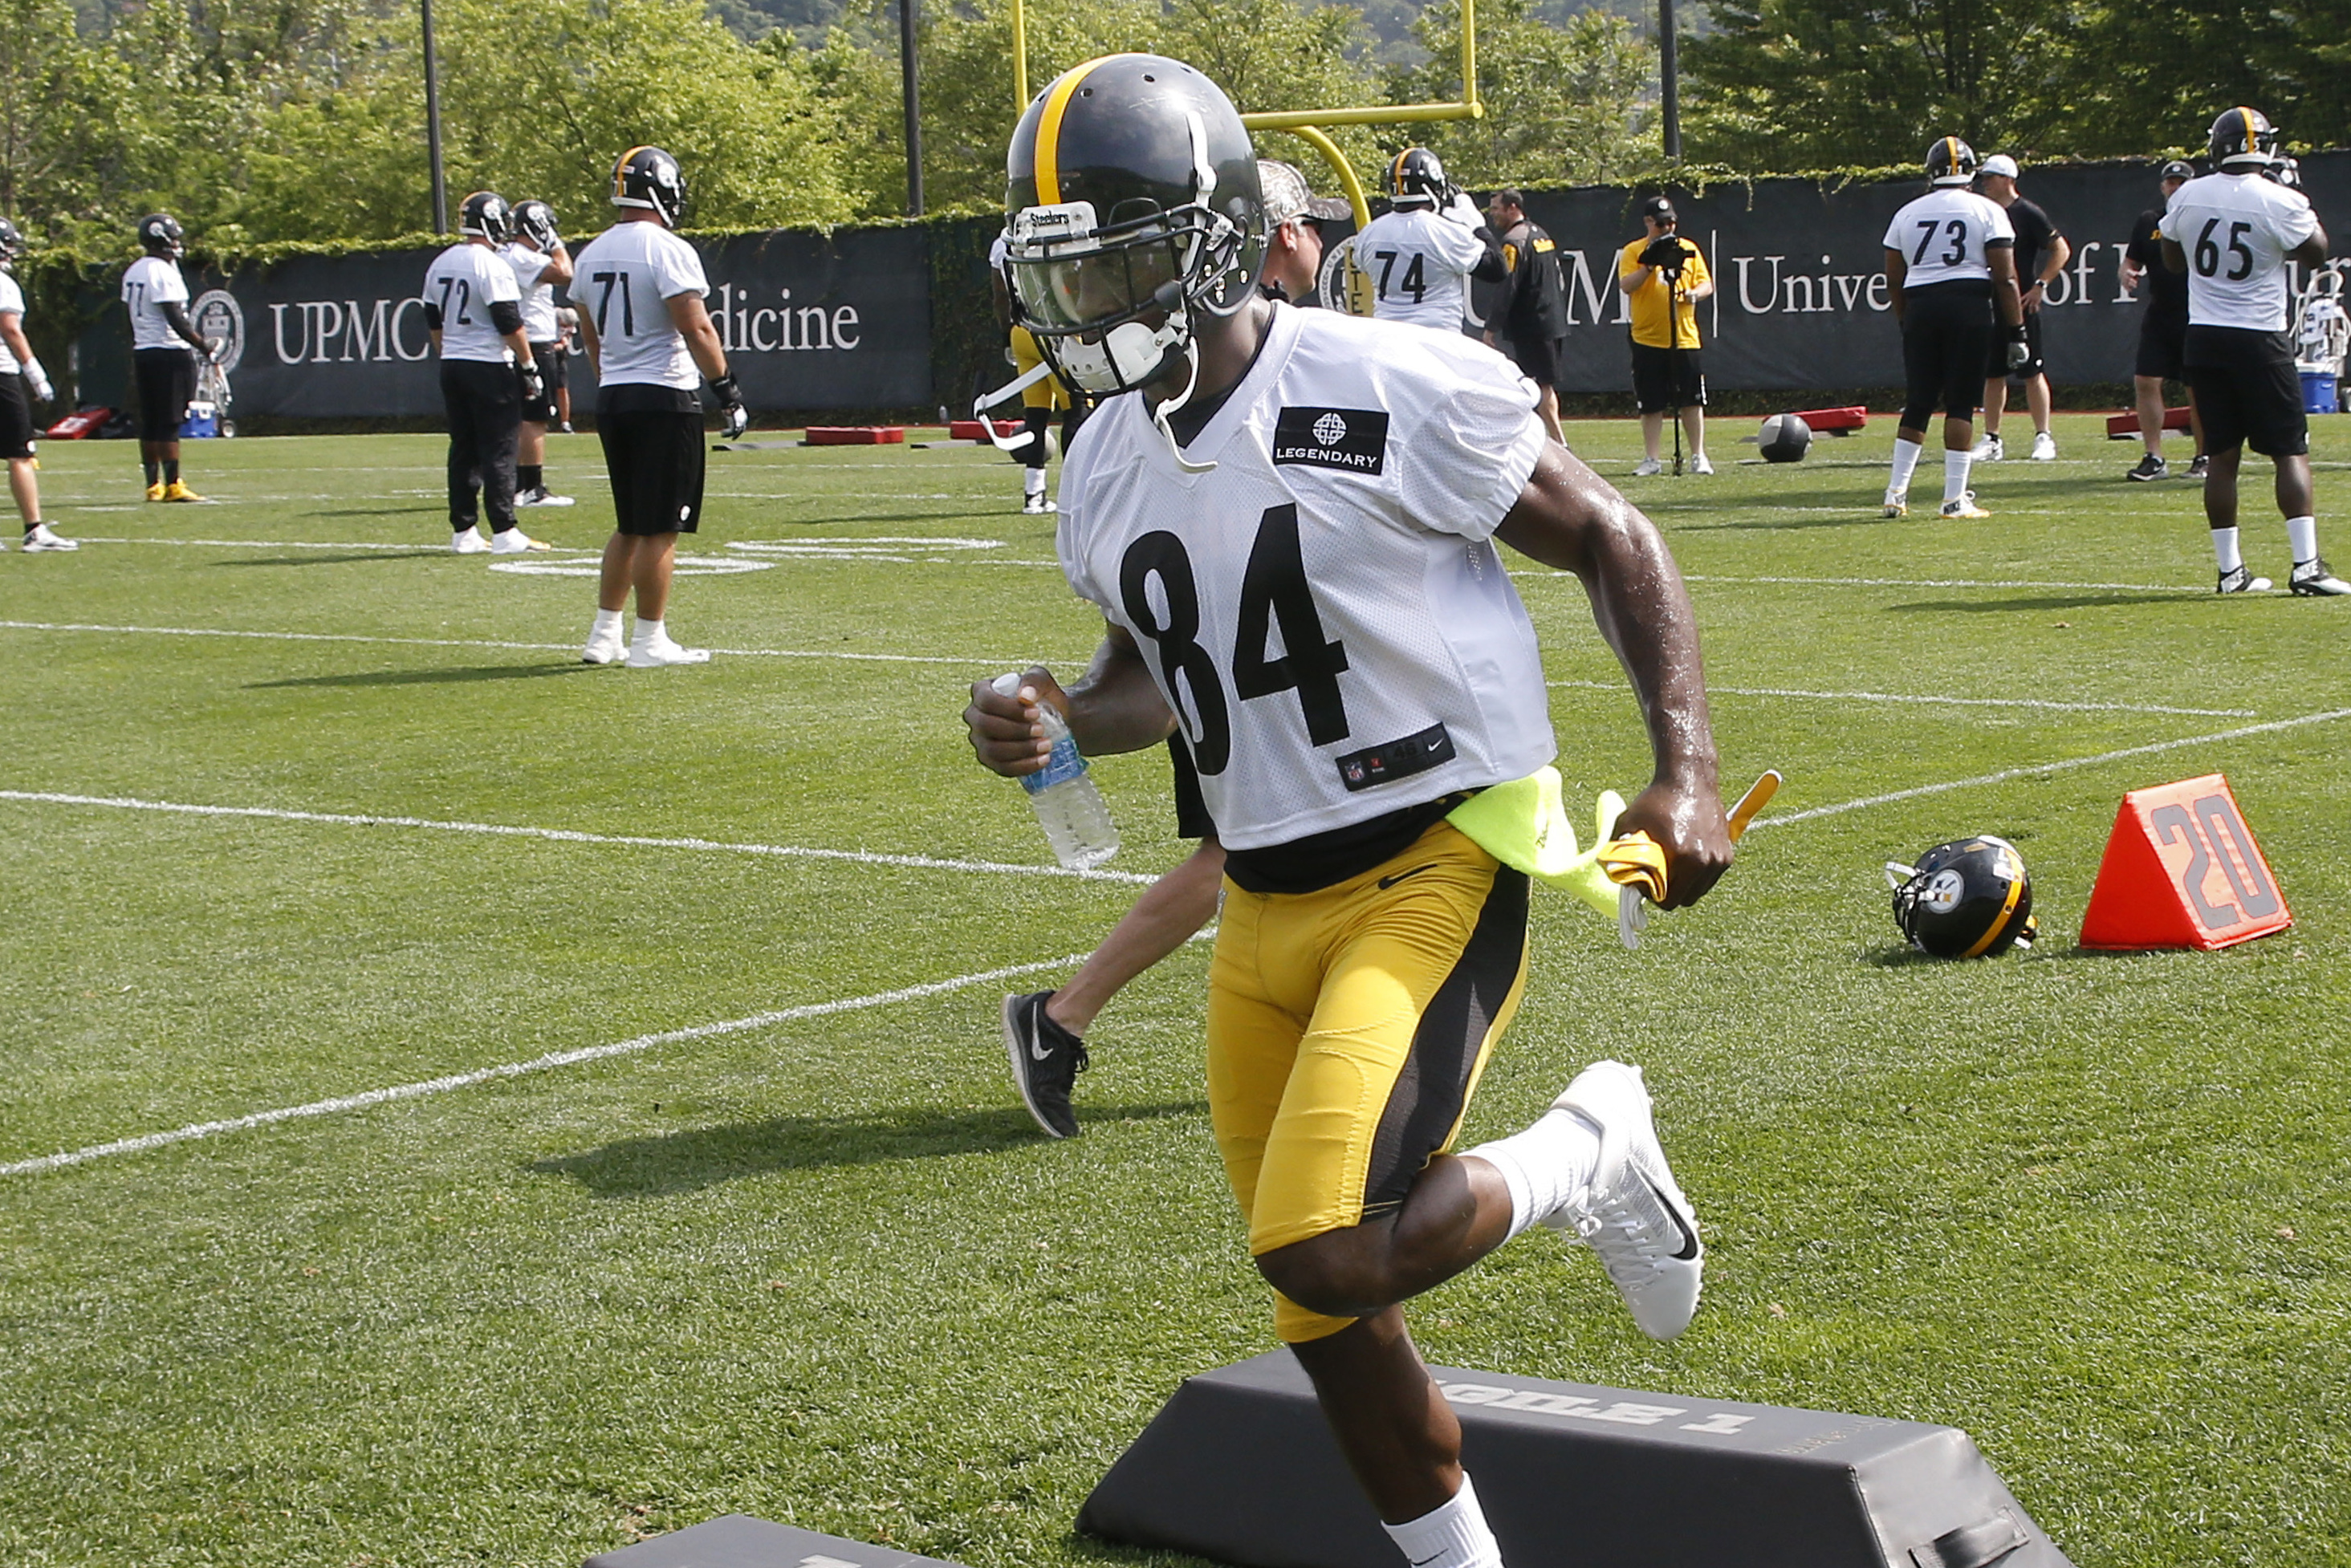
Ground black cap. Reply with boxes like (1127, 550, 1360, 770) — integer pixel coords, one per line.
(2160, 159, 2194, 182)
(1639, 195, 1676, 223)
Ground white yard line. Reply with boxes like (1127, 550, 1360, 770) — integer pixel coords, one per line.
(1544, 677, 2252, 718)
(0, 619, 1023, 666)
(0, 790, 1156, 887)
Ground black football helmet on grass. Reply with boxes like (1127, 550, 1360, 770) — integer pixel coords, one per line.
(613, 146, 688, 228)
(1885, 835, 2038, 958)
(1002, 54, 1266, 401)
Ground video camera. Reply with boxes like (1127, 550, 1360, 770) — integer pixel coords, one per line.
(1639, 234, 1692, 275)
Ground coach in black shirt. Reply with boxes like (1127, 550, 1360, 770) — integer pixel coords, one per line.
(1975, 154, 2071, 461)
(2121, 160, 2203, 480)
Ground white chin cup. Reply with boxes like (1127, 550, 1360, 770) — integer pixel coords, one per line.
(1054, 309, 1187, 396)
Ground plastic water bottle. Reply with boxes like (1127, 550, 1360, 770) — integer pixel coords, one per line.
(992, 672, 1119, 869)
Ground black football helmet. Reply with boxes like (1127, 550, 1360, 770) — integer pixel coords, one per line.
(613, 145, 687, 228)
(1388, 147, 1449, 207)
(2210, 107, 2280, 170)
(1885, 835, 2038, 958)
(0, 217, 22, 270)
(513, 200, 560, 251)
(1003, 53, 1266, 400)
(1925, 136, 1978, 188)
(458, 190, 511, 242)
(138, 213, 185, 258)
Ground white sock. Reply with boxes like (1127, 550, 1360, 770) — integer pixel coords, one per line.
(632, 617, 665, 648)
(1943, 449, 1973, 505)
(2287, 516, 2318, 564)
(1463, 1106, 1601, 1242)
(1023, 466, 1047, 498)
(2212, 526, 2243, 574)
(592, 608, 624, 639)
(1381, 1473, 1503, 1568)
(1888, 438, 1922, 494)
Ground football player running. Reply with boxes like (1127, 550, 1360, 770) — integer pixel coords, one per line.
(966, 55, 1733, 1568)
(503, 200, 576, 510)
(425, 193, 552, 554)
(1352, 147, 1505, 334)
(2160, 108, 2348, 595)
(1879, 139, 2028, 520)
(571, 146, 747, 666)
(121, 213, 217, 502)
(0, 219, 74, 550)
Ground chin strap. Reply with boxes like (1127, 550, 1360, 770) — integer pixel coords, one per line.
(1151, 342, 1215, 474)
(973, 359, 1060, 451)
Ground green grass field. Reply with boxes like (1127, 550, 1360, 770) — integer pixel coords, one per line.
(2, 413, 2345, 1568)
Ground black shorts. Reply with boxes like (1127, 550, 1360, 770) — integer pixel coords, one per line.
(597, 387, 705, 534)
(1899, 280, 1991, 428)
(2185, 326, 2306, 458)
(1169, 735, 1216, 840)
(1985, 310, 2045, 380)
(1630, 342, 1704, 412)
(523, 340, 566, 423)
(0, 375, 33, 461)
(2136, 314, 2188, 382)
(134, 347, 196, 441)
(1507, 334, 1565, 391)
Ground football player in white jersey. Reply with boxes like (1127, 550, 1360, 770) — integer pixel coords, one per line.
(2160, 108, 2349, 595)
(121, 213, 217, 502)
(571, 146, 747, 666)
(425, 193, 551, 554)
(502, 200, 576, 509)
(0, 219, 74, 550)
(1352, 147, 1503, 335)
(1878, 138, 2027, 520)
(966, 56, 1734, 1568)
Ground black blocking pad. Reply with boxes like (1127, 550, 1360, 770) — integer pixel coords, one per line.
(583, 1514, 969, 1568)
(1078, 1351, 2074, 1568)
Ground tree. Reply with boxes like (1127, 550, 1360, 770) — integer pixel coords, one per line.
(1387, 0, 1658, 186)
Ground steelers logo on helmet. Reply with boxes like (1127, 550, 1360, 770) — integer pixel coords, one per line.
(1002, 54, 1267, 401)
(458, 191, 512, 244)
(138, 212, 185, 258)
(513, 200, 561, 251)
(614, 146, 688, 229)
(1883, 835, 2038, 959)
(1388, 147, 1448, 208)
(2210, 107, 2280, 170)
(0, 217, 22, 270)
(1924, 136, 1979, 187)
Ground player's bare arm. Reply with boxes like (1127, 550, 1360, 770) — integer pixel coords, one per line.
(1882, 249, 1909, 323)
(2292, 223, 2330, 266)
(665, 292, 730, 381)
(966, 624, 1174, 778)
(576, 310, 600, 376)
(539, 246, 575, 290)
(1493, 444, 1732, 908)
(1989, 246, 2024, 328)
(161, 298, 209, 354)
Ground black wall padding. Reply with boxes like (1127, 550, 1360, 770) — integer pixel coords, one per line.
(1078, 1351, 2072, 1568)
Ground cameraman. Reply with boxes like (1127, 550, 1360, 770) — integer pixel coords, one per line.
(1618, 196, 1714, 474)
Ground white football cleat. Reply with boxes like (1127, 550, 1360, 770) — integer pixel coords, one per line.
(2289, 557, 2351, 596)
(626, 633, 712, 668)
(1633, 457, 1664, 477)
(515, 487, 576, 508)
(1544, 1060, 1703, 1341)
(1881, 488, 1909, 518)
(1690, 454, 1714, 475)
(451, 527, 490, 554)
(488, 529, 551, 554)
(1971, 434, 2003, 462)
(2029, 431, 2057, 461)
(20, 523, 77, 551)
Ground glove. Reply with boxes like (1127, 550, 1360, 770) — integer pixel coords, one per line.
(1443, 189, 1483, 229)
(21, 358, 51, 404)
(2003, 323, 2032, 372)
(519, 363, 544, 404)
(712, 374, 748, 439)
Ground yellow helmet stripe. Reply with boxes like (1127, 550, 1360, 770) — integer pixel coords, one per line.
(615, 145, 651, 199)
(1960, 870, 2028, 959)
(1390, 150, 1410, 195)
(1035, 57, 1117, 206)
(2238, 107, 2256, 154)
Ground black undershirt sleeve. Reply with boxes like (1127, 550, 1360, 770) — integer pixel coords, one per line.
(489, 299, 523, 335)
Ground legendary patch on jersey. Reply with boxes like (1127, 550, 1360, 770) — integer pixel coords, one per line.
(1273, 406, 1389, 475)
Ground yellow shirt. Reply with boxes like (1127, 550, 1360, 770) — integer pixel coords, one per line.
(1618, 236, 1709, 348)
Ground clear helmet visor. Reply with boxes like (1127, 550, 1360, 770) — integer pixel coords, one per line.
(1009, 234, 1184, 334)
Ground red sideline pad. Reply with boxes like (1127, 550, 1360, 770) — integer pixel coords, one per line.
(803, 426, 905, 445)
(1789, 405, 1867, 432)
(2106, 408, 2194, 437)
(45, 408, 112, 440)
(949, 418, 1023, 441)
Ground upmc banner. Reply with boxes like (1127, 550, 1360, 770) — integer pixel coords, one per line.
(182, 225, 933, 418)
(1478, 150, 2351, 393)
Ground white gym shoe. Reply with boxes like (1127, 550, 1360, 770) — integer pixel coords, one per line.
(488, 529, 551, 554)
(1881, 487, 1909, 518)
(2030, 431, 2057, 461)
(20, 523, 78, 551)
(2289, 557, 2351, 596)
(1971, 434, 2004, 462)
(451, 527, 490, 554)
(515, 487, 576, 508)
(1020, 491, 1056, 515)
(1633, 457, 1663, 477)
(1543, 1060, 1703, 1341)
(581, 623, 626, 665)
(1690, 454, 1714, 475)
(627, 633, 712, 668)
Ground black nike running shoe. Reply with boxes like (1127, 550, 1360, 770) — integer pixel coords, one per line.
(1002, 990, 1089, 1139)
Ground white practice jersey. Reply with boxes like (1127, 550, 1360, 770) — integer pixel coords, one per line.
(1353, 205, 1490, 332)
(121, 254, 191, 351)
(1056, 304, 1556, 851)
(502, 242, 560, 341)
(0, 273, 23, 373)
(571, 222, 707, 389)
(423, 242, 520, 364)
(1882, 189, 2015, 287)
(2159, 172, 2320, 331)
